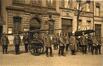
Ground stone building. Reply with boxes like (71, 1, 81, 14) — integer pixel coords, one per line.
(0, 0, 3, 37)
(1, 0, 103, 38)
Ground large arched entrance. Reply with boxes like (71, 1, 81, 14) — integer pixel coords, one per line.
(30, 17, 41, 30)
(29, 16, 41, 40)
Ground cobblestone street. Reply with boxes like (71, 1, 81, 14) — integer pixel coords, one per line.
(0, 46, 103, 66)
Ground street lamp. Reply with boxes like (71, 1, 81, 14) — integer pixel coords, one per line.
(76, 0, 81, 31)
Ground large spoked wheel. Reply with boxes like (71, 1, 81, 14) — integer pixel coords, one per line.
(29, 43, 44, 56)
(29, 43, 35, 55)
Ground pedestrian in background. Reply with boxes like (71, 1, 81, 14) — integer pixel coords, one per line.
(23, 33, 29, 53)
(14, 34, 21, 54)
(1, 33, 9, 54)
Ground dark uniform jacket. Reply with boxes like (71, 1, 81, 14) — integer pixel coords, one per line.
(69, 36, 77, 50)
(23, 36, 29, 44)
(14, 35, 21, 45)
(1, 35, 9, 45)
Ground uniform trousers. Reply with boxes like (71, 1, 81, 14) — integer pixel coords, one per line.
(59, 46, 65, 55)
(2, 45, 8, 54)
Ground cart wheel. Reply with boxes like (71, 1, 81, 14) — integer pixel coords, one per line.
(30, 49, 34, 54)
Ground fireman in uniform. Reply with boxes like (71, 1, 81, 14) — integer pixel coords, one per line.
(1, 33, 9, 54)
(69, 33, 77, 55)
(80, 35, 87, 54)
(44, 34, 53, 57)
(91, 36, 98, 55)
(58, 33, 65, 56)
(14, 34, 21, 54)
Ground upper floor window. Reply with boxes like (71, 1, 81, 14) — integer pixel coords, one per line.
(86, 1, 91, 12)
(24, 0, 31, 4)
(60, 0, 73, 8)
(13, 16, 22, 34)
(59, 0, 65, 8)
(76, 0, 82, 10)
(13, 0, 25, 4)
(31, 0, 41, 6)
(0, 0, 1, 16)
(95, 3, 100, 16)
(87, 20, 91, 29)
(46, 0, 56, 8)
(78, 19, 82, 30)
(66, 0, 73, 8)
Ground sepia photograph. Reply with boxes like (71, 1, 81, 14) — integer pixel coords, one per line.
(0, 0, 103, 66)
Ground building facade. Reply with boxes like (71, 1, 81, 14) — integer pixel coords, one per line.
(0, 0, 3, 37)
(1, 0, 103, 38)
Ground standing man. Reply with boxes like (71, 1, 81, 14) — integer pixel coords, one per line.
(14, 34, 21, 54)
(58, 33, 65, 56)
(97, 40, 101, 54)
(44, 34, 53, 57)
(80, 35, 87, 54)
(91, 36, 98, 55)
(1, 33, 9, 54)
(52, 34, 58, 50)
(23, 33, 29, 53)
(64, 33, 70, 52)
(87, 35, 93, 52)
(69, 34, 77, 55)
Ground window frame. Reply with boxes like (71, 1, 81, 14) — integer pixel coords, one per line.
(95, 3, 100, 16)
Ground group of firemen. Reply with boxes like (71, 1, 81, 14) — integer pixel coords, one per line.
(1, 32, 102, 56)
(1, 33, 28, 54)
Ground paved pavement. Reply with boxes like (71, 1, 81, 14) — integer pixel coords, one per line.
(0, 46, 103, 66)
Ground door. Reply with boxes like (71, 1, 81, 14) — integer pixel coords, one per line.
(95, 24, 101, 43)
(62, 18, 72, 33)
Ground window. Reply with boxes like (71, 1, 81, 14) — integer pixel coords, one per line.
(86, 3, 90, 12)
(13, 0, 32, 4)
(13, 16, 22, 34)
(78, 19, 82, 30)
(24, 0, 31, 4)
(47, 0, 56, 8)
(59, 0, 65, 8)
(76, 1, 82, 10)
(78, 19, 82, 25)
(31, 0, 41, 6)
(13, 0, 25, 4)
(8, 28, 13, 34)
(95, 3, 100, 16)
(0, 0, 1, 16)
(87, 20, 91, 29)
(66, 0, 72, 8)
(62, 18, 72, 33)
(95, 24, 101, 43)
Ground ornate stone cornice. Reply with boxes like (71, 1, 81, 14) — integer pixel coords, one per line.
(6, 6, 60, 16)
(60, 7, 93, 17)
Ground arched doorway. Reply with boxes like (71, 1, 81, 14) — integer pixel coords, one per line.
(29, 16, 41, 40)
(30, 17, 41, 30)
